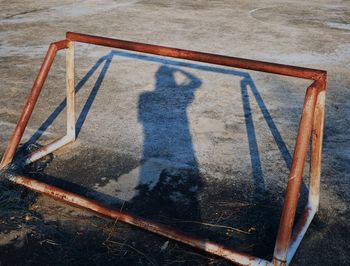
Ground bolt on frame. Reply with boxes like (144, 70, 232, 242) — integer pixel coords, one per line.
(0, 32, 326, 266)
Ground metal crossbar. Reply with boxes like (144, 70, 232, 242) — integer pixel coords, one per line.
(0, 32, 327, 266)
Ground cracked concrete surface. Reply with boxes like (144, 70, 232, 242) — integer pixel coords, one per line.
(0, 0, 349, 265)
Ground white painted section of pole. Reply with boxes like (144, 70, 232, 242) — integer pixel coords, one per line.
(286, 205, 316, 265)
(66, 40, 76, 140)
(309, 90, 326, 209)
(24, 135, 72, 165)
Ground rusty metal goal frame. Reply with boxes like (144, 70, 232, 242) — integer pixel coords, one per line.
(0, 32, 327, 266)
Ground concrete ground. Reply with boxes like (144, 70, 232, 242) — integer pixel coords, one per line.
(0, 0, 349, 265)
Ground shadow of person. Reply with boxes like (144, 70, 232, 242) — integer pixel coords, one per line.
(129, 65, 203, 225)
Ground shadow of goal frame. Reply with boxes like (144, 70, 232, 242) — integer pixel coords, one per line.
(0, 32, 327, 266)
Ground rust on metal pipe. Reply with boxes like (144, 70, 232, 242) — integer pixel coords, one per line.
(309, 77, 327, 209)
(0, 42, 67, 169)
(8, 174, 271, 266)
(0, 33, 328, 265)
(272, 82, 319, 265)
(286, 205, 316, 264)
(283, 77, 326, 265)
(289, 207, 314, 244)
(66, 32, 326, 81)
(53, 39, 70, 50)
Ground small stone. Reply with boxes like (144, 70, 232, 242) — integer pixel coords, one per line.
(160, 241, 169, 251)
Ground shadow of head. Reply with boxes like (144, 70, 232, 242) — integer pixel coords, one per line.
(139, 64, 202, 111)
(155, 65, 202, 91)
